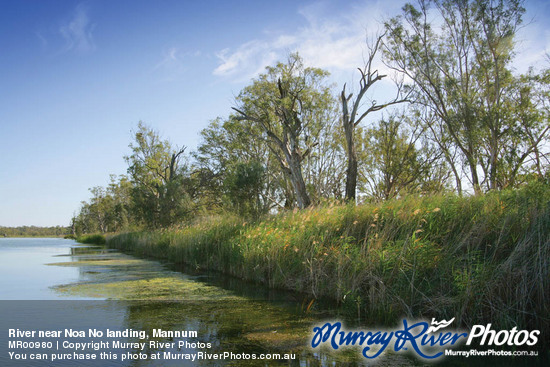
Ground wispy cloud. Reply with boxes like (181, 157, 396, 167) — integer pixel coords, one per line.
(59, 3, 96, 53)
(214, 40, 278, 81)
(154, 47, 180, 69)
(515, 2, 550, 73)
(153, 47, 201, 81)
(212, 0, 405, 82)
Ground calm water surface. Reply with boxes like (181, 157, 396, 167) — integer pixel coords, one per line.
(2, 238, 409, 366)
(2, 238, 540, 366)
(0, 238, 83, 299)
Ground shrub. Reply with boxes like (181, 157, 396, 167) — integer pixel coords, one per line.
(76, 233, 106, 245)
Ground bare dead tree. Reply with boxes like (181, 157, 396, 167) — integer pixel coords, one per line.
(341, 33, 409, 202)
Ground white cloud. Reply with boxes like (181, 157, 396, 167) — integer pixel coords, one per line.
(514, 20, 550, 73)
(212, 0, 407, 82)
(153, 47, 202, 81)
(210, 0, 549, 88)
(154, 47, 185, 78)
(213, 40, 278, 80)
(155, 47, 179, 68)
(59, 3, 96, 53)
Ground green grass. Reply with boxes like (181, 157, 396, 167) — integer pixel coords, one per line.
(76, 233, 106, 245)
(107, 182, 550, 344)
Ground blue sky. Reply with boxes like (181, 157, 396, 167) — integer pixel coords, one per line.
(1, 0, 549, 227)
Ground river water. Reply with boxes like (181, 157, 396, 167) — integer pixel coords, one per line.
(2, 238, 544, 366)
(1, 238, 416, 366)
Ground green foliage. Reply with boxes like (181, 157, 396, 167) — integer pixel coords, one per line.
(76, 233, 106, 245)
(384, 0, 548, 193)
(72, 175, 133, 235)
(194, 116, 284, 214)
(223, 161, 266, 218)
(358, 113, 448, 199)
(108, 183, 550, 339)
(125, 122, 191, 229)
(233, 53, 340, 208)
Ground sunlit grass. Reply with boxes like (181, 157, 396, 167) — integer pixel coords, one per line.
(107, 182, 550, 343)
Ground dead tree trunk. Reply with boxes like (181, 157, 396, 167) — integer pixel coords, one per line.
(341, 34, 408, 202)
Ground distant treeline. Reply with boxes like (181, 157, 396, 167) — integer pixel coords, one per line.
(0, 226, 69, 238)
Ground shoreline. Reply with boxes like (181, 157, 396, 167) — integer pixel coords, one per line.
(104, 183, 550, 348)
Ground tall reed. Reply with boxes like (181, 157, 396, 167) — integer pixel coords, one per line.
(107, 182, 550, 343)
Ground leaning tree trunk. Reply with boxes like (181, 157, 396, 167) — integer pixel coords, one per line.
(287, 155, 311, 209)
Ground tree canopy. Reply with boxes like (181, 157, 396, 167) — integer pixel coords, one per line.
(73, 1, 549, 233)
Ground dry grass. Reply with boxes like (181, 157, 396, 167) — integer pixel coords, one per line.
(108, 182, 550, 346)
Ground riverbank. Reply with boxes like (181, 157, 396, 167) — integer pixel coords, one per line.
(106, 182, 550, 345)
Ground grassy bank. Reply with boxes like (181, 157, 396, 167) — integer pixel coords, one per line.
(76, 233, 106, 245)
(107, 182, 549, 341)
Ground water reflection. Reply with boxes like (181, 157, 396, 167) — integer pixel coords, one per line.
(1, 238, 412, 366)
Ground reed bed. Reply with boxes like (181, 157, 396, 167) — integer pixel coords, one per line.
(107, 182, 550, 343)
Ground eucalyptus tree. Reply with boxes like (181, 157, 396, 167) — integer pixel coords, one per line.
(384, 0, 527, 193)
(195, 116, 287, 213)
(106, 174, 133, 231)
(87, 186, 113, 233)
(341, 33, 409, 202)
(73, 201, 98, 235)
(72, 187, 115, 234)
(125, 122, 190, 228)
(72, 174, 135, 234)
(232, 53, 336, 208)
(359, 113, 447, 199)
(223, 161, 266, 218)
(497, 68, 550, 186)
(301, 111, 347, 202)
